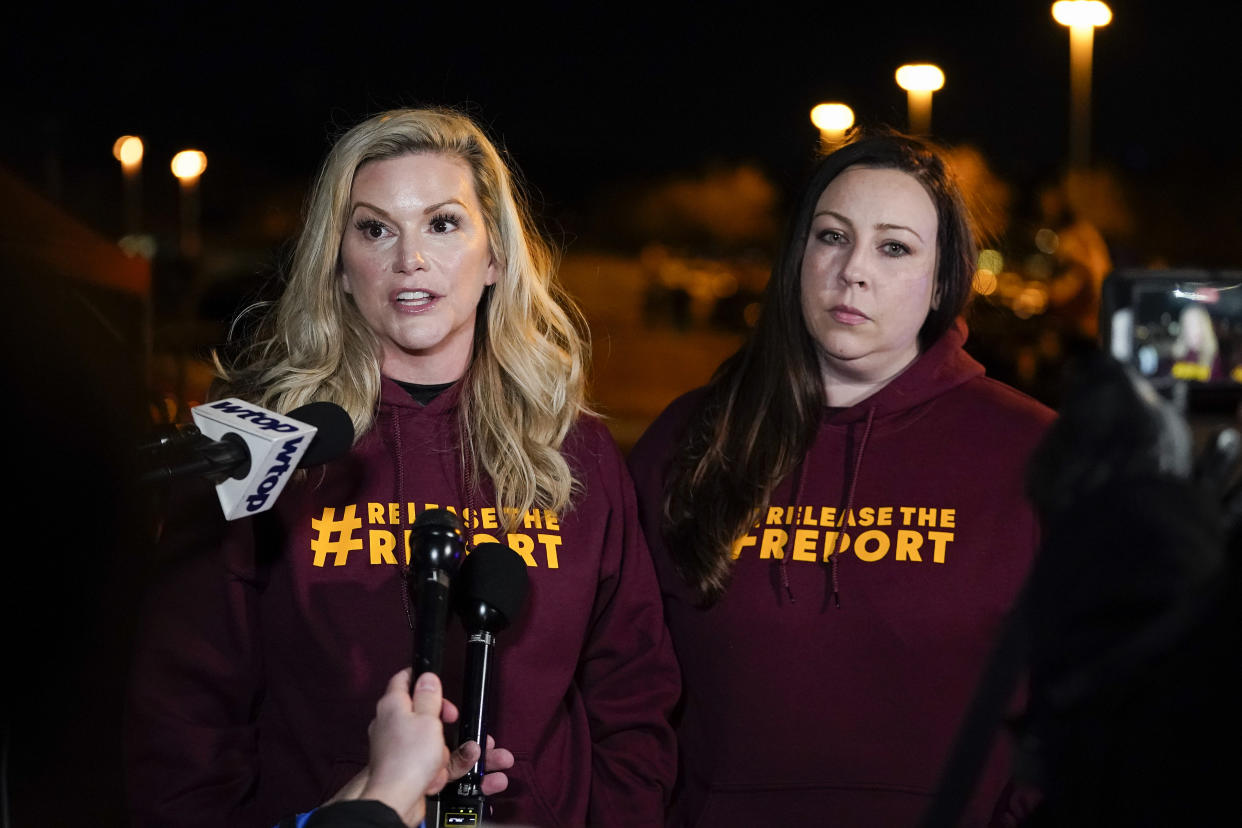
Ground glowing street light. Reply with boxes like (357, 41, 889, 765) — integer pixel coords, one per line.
(113, 135, 144, 235)
(810, 102, 854, 152)
(895, 64, 944, 135)
(171, 149, 207, 259)
(170, 149, 206, 184)
(113, 135, 144, 169)
(1052, 1, 1112, 169)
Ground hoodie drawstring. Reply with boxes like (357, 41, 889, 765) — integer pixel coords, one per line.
(390, 408, 415, 631)
(828, 405, 876, 608)
(778, 404, 876, 607)
(779, 450, 814, 604)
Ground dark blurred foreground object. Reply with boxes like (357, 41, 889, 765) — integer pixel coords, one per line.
(1, 257, 149, 824)
(922, 351, 1242, 827)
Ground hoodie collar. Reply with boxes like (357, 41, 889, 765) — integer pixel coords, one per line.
(824, 317, 983, 424)
(379, 374, 463, 417)
(800, 317, 981, 607)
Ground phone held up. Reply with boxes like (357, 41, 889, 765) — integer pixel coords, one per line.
(1101, 268, 1242, 423)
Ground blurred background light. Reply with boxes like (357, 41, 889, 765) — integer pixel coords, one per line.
(112, 135, 143, 170)
(170, 150, 207, 183)
(1052, 1, 1112, 27)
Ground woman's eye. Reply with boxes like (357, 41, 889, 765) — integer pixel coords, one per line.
(355, 219, 389, 240)
(429, 213, 459, 234)
(818, 229, 847, 245)
(881, 241, 911, 257)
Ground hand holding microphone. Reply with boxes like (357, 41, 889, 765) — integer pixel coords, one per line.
(409, 515, 529, 827)
(320, 668, 514, 828)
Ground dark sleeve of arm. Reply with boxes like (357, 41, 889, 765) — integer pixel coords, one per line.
(578, 430, 682, 828)
(302, 800, 410, 828)
(124, 486, 270, 828)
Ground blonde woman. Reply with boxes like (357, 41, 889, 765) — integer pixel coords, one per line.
(1171, 302, 1222, 381)
(126, 108, 679, 828)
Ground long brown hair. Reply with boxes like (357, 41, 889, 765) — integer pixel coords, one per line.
(662, 127, 978, 605)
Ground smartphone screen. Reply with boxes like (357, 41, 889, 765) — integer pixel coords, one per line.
(1129, 279, 1242, 388)
(1103, 270, 1242, 393)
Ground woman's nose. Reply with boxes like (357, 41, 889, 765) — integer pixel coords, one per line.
(838, 248, 868, 289)
(395, 239, 427, 273)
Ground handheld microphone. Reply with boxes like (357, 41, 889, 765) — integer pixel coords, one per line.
(139, 399, 355, 520)
(438, 542, 529, 826)
(408, 509, 465, 681)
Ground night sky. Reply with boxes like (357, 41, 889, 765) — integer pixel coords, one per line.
(6, 7, 1241, 826)
(4, 1, 1241, 263)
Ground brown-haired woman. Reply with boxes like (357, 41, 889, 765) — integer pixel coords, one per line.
(628, 127, 1054, 827)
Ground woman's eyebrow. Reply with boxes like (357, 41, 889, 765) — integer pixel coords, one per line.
(813, 211, 924, 242)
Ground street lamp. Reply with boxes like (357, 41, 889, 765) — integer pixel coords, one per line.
(895, 64, 944, 136)
(112, 135, 144, 236)
(1052, 1, 1112, 169)
(171, 149, 207, 260)
(810, 102, 854, 153)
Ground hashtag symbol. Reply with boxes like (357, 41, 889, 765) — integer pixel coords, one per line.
(311, 505, 363, 567)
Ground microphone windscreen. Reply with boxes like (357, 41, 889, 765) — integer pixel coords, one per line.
(461, 543, 530, 625)
(410, 508, 465, 574)
(286, 401, 355, 467)
(414, 507, 464, 531)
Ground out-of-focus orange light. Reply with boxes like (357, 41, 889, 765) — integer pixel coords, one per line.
(1052, 1, 1111, 28)
(974, 269, 998, 296)
(895, 64, 945, 92)
(113, 135, 144, 167)
(171, 150, 207, 182)
(810, 103, 854, 132)
(1014, 283, 1050, 318)
(998, 271, 1025, 301)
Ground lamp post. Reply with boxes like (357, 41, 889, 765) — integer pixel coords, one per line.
(170, 149, 207, 260)
(895, 64, 944, 136)
(112, 135, 144, 236)
(810, 103, 854, 153)
(1052, 1, 1112, 169)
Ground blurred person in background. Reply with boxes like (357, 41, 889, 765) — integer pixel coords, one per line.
(125, 107, 678, 828)
(1007, 352, 1238, 826)
(1170, 302, 1223, 382)
(628, 127, 1054, 827)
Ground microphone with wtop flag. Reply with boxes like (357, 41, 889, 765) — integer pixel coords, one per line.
(137, 399, 355, 520)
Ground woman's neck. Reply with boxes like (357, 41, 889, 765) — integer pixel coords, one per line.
(818, 352, 920, 408)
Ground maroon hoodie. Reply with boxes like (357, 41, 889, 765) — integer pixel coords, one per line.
(126, 379, 680, 828)
(627, 320, 1054, 827)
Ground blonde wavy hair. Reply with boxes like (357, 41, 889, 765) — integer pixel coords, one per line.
(216, 107, 591, 517)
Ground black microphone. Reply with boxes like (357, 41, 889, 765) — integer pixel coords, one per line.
(140, 402, 355, 489)
(407, 509, 465, 681)
(438, 542, 529, 826)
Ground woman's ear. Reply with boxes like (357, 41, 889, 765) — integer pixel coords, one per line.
(340, 259, 354, 295)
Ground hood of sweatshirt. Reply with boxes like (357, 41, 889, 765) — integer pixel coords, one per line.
(823, 316, 984, 425)
(783, 318, 985, 603)
(127, 372, 681, 828)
